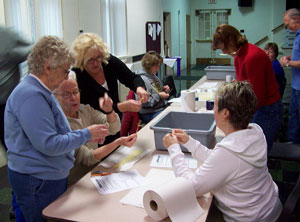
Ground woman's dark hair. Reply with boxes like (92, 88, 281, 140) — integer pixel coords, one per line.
(211, 24, 248, 52)
(264, 42, 279, 58)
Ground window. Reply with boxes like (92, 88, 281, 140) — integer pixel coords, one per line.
(33, 0, 63, 40)
(196, 9, 230, 41)
(4, 0, 62, 42)
(4, 0, 62, 78)
(100, 0, 127, 56)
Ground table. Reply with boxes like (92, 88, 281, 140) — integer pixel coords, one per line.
(43, 76, 224, 222)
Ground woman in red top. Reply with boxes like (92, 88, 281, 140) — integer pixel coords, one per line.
(211, 24, 283, 152)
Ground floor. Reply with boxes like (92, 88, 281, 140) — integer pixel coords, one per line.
(0, 165, 14, 222)
(0, 64, 299, 222)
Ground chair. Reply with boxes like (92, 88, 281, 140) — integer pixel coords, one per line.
(163, 75, 177, 98)
(281, 77, 287, 98)
(268, 142, 300, 222)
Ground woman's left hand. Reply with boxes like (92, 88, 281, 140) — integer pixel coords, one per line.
(99, 93, 113, 113)
(163, 133, 178, 149)
(136, 87, 149, 103)
(163, 85, 170, 93)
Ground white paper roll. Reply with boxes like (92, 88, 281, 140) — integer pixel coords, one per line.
(143, 177, 203, 222)
(181, 90, 195, 112)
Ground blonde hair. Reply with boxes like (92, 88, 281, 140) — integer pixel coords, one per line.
(72, 33, 110, 71)
(142, 51, 163, 73)
(27, 36, 74, 75)
(216, 81, 257, 129)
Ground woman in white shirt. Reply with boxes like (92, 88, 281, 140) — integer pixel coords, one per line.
(163, 81, 282, 222)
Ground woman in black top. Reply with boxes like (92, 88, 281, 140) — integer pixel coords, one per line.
(72, 33, 149, 144)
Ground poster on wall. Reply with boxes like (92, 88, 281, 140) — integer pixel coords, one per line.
(146, 21, 161, 53)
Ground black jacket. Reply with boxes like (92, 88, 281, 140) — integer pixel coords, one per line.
(73, 54, 145, 117)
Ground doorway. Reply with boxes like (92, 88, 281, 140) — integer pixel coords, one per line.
(163, 12, 173, 76)
(186, 14, 191, 68)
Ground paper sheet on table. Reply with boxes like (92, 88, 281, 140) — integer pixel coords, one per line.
(91, 169, 148, 195)
(99, 146, 151, 171)
(168, 97, 181, 103)
(120, 169, 176, 208)
(150, 154, 197, 169)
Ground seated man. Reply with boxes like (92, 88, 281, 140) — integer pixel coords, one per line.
(55, 78, 137, 185)
(136, 51, 170, 123)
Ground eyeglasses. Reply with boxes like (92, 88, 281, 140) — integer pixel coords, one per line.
(87, 56, 102, 65)
(58, 91, 80, 99)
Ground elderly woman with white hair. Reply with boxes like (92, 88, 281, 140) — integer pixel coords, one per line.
(5, 36, 109, 222)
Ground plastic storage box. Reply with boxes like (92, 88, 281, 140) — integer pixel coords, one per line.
(150, 111, 216, 152)
(204, 65, 236, 80)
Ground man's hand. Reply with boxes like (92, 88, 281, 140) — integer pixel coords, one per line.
(280, 56, 291, 67)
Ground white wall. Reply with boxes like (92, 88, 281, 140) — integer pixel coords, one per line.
(62, 0, 287, 67)
(62, 0, 103, 45)
(126, 0, 162, 56)
(62, 0, 80, 44)
(0, 0, 5, 25)
(62, 0, 162, 56)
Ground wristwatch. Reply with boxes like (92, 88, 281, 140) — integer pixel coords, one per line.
(286, 62, 290, 67)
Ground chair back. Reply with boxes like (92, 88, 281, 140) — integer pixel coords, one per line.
(269, 142, 300, 222)
(163, 75, 177, 98)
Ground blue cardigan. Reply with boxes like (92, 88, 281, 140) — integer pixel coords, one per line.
(5, 75, 91, 180)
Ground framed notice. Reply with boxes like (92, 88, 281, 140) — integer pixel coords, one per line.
(146, 21, 161, 53)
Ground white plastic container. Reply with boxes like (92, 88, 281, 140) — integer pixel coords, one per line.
(204, 66, 236, 80)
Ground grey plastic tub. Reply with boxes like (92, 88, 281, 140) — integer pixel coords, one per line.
(204, 65, 236, 80)
(150, 111, 216, 152)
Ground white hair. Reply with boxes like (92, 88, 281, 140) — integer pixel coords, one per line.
(68, 70, 77, 80)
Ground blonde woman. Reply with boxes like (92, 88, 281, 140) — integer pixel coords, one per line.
(72, 32, 149, 144)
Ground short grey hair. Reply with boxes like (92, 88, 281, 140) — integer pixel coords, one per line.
(27, 36, 74, 75)
(284, 8, 300, 20)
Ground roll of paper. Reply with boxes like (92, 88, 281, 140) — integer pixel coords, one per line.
(143, 177, 203, 221)
(181, 90, 195, 112)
